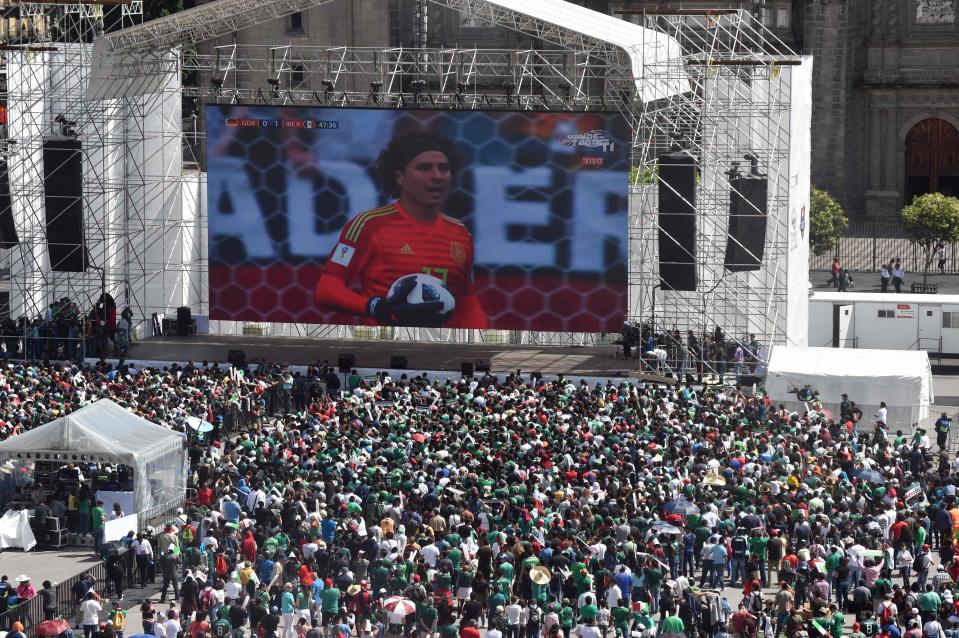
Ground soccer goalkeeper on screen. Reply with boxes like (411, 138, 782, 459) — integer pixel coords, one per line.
(314, 132, 489, 329)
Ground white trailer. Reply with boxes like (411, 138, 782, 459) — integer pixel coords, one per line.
(808, 291, 959, 353)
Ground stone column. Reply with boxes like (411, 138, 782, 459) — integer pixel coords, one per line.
(864, 90, 901, 216)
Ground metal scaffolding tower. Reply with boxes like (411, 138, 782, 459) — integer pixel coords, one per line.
(0, 0, 810, 356)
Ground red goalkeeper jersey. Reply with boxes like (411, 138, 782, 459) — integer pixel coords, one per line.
(316, 202, 489, 328)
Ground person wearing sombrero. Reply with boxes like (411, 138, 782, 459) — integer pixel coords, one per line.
(15, 575, 35, 628)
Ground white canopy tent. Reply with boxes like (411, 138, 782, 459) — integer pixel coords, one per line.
(764, 346, 934, 428)
(0, 399, 187, 516)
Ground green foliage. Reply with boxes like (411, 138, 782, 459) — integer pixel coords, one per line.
(628, 165, 657, 186)
(144, 0, 184, 22)
(901, 192, 959, 283)
(809, 187, 848, 257)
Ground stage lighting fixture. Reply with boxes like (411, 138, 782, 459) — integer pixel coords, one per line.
(370, 80, 383, 103)
(55, 114, 78, 138)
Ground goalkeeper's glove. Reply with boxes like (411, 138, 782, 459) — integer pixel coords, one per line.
(366, 275, 446, 326)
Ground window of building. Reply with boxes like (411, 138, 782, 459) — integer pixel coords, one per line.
(944, 311, 959, 328)
(878, 310, 894, 318)
(776, 6, 790, 28)
(289, 11, 304, 33)
(763, 8, 775, 27)
(290, 63, 307, 90)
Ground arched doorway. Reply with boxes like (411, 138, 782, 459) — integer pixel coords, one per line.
(905, 117, 959, 203)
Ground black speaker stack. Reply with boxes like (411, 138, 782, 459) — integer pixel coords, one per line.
(0, 161, 19, 250)
(724, 157, 768, 272)
(337, 353, 355, 373)
(43, 138, 88, 272)
(657, 151, 697, 291)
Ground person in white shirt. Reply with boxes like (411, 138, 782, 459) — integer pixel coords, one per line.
(505, 601, 523, 636)
(420, 543, 440, 568)
(80, 592, 102, 638)
(132, 534, 154, 588)
(605, 583, 622, 610)
(224, 575, 243, 600)
(578, 618, 602, 638)
(164, 610, 181, 638)
(152, 612, 167, 638)
(874, 402, 887, 426)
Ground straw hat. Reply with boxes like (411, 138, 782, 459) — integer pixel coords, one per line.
(529, 565, 551, 585)
(703, 472, 726, 487)
(15, 575, 29, 583)
(347, 584, 362, 596)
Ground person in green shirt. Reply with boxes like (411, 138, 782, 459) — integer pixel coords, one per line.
(642, 560, 663, 614)
(828, 604, 844, 638)
(659, 613, 684, 638)
(579, 595, 598, 623)
(498, 561, 514, 585)
(919, 583, 941, 621)
(417, 601, 438, 638)
(280, 583, 296, 634)
(611, 602, 631, 638)
(92, 499, 106, 554)
(212, 610, 232, 638)
(370, 561, 390, 594)
(749, 531, 769, 586)
(320, 584, 341, 626)
(263, 536, 278, 559)
(489, 589, 507, 617)
(559, 601, 574, 635)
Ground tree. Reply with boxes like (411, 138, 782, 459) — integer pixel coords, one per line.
(901, 192, 959, 284)
(809, 187, 848, 257)
(144, 0, 184, 22)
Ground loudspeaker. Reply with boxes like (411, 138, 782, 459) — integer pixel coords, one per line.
(389, 355, 408, 369)
(657, 152, 697, 291)
(0, 161, 19, 249)
(227, 349, 246, 367)
(337, 353, 355, 373)
(738, 374, 762, 387)
(724, 174, 768, 272)
(43, 138, 88, 272)
(475, 358, 491, 373)
(460, 361, 474, 377)
(176, 306, 192, 337)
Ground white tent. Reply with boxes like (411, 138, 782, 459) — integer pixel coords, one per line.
(764, 346, 934, 427)
(0, 399, 187, 515)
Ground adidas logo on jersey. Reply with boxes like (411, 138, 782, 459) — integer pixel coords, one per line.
(400, 244, 415, 255)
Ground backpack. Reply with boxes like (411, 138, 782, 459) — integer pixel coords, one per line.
(913, 553, 923, 572)
(111, 610, 126, 630)
(527, 607, 541, 626)
(200, 588, 216, 612)
(880, 602, 895, 626)
(216, 553, 229, 577)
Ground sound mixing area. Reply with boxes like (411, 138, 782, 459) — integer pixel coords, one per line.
(1, 458, 134, 549)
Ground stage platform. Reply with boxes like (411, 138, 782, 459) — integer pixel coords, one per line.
(127, 334, 666, 380)
(0, 547, 101, 584)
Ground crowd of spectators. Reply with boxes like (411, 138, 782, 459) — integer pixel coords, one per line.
(0, 360, 957, 638)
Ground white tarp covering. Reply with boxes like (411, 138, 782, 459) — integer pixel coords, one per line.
(0, 510, 36, 551)
(764, 346, 933, 427)
(484, 0, 689, 103)
(104, 513, 139, 543)
(0, 399, 187, 514)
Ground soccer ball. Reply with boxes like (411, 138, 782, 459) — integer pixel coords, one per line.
(387, 273, 456, 327)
